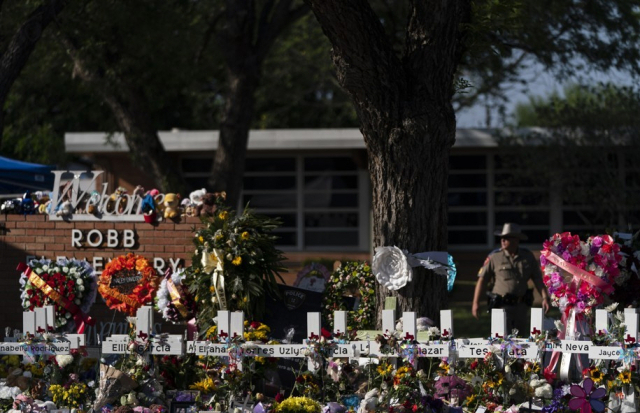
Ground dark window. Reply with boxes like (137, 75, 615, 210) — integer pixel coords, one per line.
(243, 176, 296, 191)
(304, 193, 358, 208)
(304, 157, 357, 172)
(449, 212, 487, 226)
(260, 213, 297, 228)
(305, 212, 359, 228)
(449, 155, 486, 170)
(495, 211, 549, 226)
(245, 157, 296, 172)
(243, 193, 297, 209)
(448, 231, 486, 244)
(448, 192, 487, 207)
(181, 158, 211, 173)
(305, 231, 359, 246)
(449, 174, 486, 188)
(495, 191, 548, 206)
(274, 231, 297, 246)
(304, 175, 358, 190)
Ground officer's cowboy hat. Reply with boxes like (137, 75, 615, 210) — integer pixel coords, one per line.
(494, 223, 528, 240)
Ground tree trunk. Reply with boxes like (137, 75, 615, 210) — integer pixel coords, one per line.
(208, 66, 259, 208)
(59, 35, 187, 194)
(0, 1, 66, 146)
(305, 0, 470, 323)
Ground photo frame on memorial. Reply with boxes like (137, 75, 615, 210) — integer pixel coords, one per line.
(170, 401, 197, 413)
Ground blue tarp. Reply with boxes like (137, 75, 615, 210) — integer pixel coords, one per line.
(0, 156, 54, 195)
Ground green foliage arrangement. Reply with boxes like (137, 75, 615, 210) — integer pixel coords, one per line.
(322, 261, 376, 333)
(186, 195, 286, 336)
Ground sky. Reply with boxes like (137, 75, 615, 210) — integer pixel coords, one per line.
(455, 65, 636, 129)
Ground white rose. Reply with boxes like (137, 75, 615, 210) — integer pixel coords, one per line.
(55, 355, 74, 368)
(79, 285, 85, 291)
(35, 268, 43, 275)
(372, 246, 413, 290)
(63, 266, 69, 273)
(75, 299, 81, 305)
(77, 278, 83, 285)
(42, 265, 49, 271)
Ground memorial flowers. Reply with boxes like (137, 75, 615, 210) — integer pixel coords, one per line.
(98, 253, 160, 315)
(188, 196, 286, 334)
(372, 246, 413, 290)
(322, 261, 376, 332)
(541, 232, 622, 317)
(18, 258, 97, 332)
(156, 268, 197, 323)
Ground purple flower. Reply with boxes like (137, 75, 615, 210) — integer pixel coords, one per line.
(591, 237, 603, 248)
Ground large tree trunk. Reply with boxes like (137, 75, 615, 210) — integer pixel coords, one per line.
(306, 0, 470, 323)
(59, 35, 187, 193)
(207, 0, 309, 208)
(208, 65, 259, 208)
(0, 1, 66, 145)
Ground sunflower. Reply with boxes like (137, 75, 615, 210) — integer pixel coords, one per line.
(590, 367, 604, 384)
(619, 370, 632, 384)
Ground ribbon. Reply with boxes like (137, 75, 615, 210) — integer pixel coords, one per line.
(202, 248, 227, 310)
(542, 251, 614, 294)
(166, 278, 189, 318)
(17, 263, 95, 334)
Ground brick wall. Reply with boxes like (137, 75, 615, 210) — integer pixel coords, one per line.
(0, 214, 200, 336)
(0, 215, 375, 338)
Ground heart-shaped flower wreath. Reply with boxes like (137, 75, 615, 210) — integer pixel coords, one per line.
(541, 232, 623, 317)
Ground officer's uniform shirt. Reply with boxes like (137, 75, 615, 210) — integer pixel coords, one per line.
(477, 248, 542, 297)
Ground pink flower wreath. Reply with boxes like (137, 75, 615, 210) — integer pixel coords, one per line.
(540, 232, 622, 318)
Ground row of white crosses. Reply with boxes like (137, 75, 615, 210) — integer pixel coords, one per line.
(1, 306, 639, 366)
(0, 306, 85, 356)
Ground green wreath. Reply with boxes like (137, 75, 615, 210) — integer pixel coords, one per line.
(322, 261, 376, 332)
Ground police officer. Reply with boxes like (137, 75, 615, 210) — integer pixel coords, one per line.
(471, 223, 550, 336)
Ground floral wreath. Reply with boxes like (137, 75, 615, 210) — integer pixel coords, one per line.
(322, 261, 376, 332)
(156, 268, 197, 323)
(541, 232, 622, 317)
(18, 258, 97, 332)
(98, 253, 160, 315)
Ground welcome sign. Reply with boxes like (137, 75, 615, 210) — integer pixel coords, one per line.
(49, 170, 167, 221)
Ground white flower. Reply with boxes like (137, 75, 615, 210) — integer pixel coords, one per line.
(55, 355, 74, 368)
(372, 246, 413, 290)
(79, 285, 85, 291)
(535, 383, 553, 398)
(605, 303, 619, 312)
(42, 265, 49, 271)
(35, 268, 43, 275)
(202, 248, 224, 274)
(75, 299, 81, 305)
(77, 278, 83, 285)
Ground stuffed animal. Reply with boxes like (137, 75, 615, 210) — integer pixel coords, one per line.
(189, 188, 207, 206)
(56, 200, 73, 218)
(141, 193, 157, 223)
(196, 192, 218, 217)
(107, 186, 128, 213)
(20, 191, 35, 215)
(163, 193, 180, 219)
(86, 190, 101, 215)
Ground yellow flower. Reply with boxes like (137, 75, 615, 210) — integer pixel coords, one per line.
(219, 211, 229, 220)
(465, 394, 476, 405)
(205, 325, 217, 339)
(241, 231, 250, 240)
(377, 363, 393, 377)
(590, 368, 604, 384)
(198, 236, 204, 243)
(619, 370, 632, 384)
(232, 256, 242, 266)
(190, 377, 217, 393)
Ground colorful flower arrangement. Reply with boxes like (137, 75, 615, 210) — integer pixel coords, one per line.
(156, 268, 197, 323)
(49, 382, 89, 408)
(186, 197, 286, 335)
(322, 261, 376, 332)
(98, 253, 160, 315)
(19, 258, 97, 331)
(541, 232, 622, 317)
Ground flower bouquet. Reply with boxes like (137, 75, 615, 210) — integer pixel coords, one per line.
(188, 200, 286, 335)
(93, 363, 139, 412)
(19, 257, 97, 332)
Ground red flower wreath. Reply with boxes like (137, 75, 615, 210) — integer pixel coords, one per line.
(98, 253, 160, 315)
